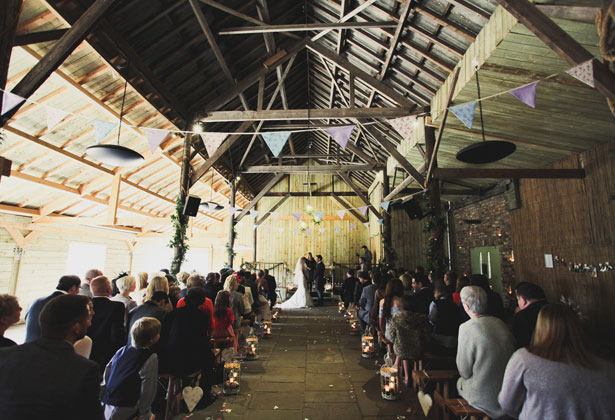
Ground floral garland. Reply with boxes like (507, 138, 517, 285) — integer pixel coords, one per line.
(424, 215, 449, 278)
(168, 197, 189, 275)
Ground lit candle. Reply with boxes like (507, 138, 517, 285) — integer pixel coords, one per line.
(384, 385, 390, 393)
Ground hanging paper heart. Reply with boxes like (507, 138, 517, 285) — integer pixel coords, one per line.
(417, 390, 433, 416)
(261, 131, 290, 157)
(250, 210, 259, 219)
(336, 209, 346, 219)
(1, 91, 24, 116)
(200, 132, 227, 158)
(508, 82, 537, 108)
(46, 107, 70, 131)
(182, 386, 203, 412)
(292, 212, 302, 222)
(450, 101, 477, 129)
(380, 201, 391, 211)
(566, 59, 595, 88)
(349, 225, 356, 230)
(93, 120, 117, 144)
(325, 125, 355, 149)
(144, 127, 170, 153)
(358, 206, 368, 216)
(387, 115, 416, 142)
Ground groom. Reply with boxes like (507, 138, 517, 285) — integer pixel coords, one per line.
(314, 255, 325, 306)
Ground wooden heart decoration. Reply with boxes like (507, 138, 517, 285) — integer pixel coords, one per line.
(418, 390, 432, 416)
(182, 386, 203, 412)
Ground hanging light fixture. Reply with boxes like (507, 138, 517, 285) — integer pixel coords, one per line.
(456, 67, 515, 164)
(200, 169, 224, 211)
(86, 70, 144, 166)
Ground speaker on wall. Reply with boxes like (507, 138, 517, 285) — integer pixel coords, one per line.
(183, 195, 201, 217)
(403, 198, 423, 220)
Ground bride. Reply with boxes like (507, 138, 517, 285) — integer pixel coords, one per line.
(275, 257, 313, 309)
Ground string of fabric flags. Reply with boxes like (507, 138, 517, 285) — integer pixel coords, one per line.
(552, 255, 613, 278)
(0, 59, 596, 156)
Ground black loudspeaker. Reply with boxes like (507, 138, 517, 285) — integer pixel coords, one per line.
(403, 198, 423, 220)
(183, 195, 201, 217)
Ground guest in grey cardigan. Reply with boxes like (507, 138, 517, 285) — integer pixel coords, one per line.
(456, 286, 516, 419)
(499, 304, 615, 420)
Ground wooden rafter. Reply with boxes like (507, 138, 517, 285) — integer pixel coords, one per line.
(219, 21, 398, 35)
(235, 173, 287, 222)
(242, 164, 379, 173)
(255, 194, 290, 225)
(336, 172, 382, 219)
(201, 107, 413, 122)
(433, 168, 586, 179)
(330, 195, 368, 224)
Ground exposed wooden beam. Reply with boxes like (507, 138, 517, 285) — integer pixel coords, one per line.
(201, 107, 412, 122)
(311, 0, 379, 42)
(107, 172, 121, 225)
(336, 172, 382, 219)
(330, 195, 368, 224)
(13, 29, 68, 46)
(219, 21, 398, 35)
(433, 168, 586, 179)
(255, 194, 290, 225)
(242, 164, 379, 173)
(236, 173, 286, 222)
(1, 0, 118, 125)
(535, 5, 599, 24)
(264, 192, 358, 197)
(496, 0, 615, 101)
(1, 0, 23, 114)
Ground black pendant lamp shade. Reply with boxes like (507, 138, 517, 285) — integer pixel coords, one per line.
(200, 201, 224, 211)
(456, 141, 516, 164)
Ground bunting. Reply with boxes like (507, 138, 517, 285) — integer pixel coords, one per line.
(387, 115, 416, 142)
(314, 211, 324, 221)
(271, 212, 280, 221)
(1, 91, 24, 116)
(350, 225, 356, 230)
(229, 207, 237, 216)
(363, 222, 369, 228)
(200, 133, 227, 157)
(325, 125, 355, 149)
(508, 83, 537, 108)
(249, 210, 259, 219)
(333, 227, 340, 233)
(336, 209, 346, 219)
(380, 201, 391, 212)
(566, 59, 595, 88)
(450, 101, 477, 129)
(261, 131, 290, 157)
(377, 219, 384, 225)
(358, 206, 368, 216)
(292, 212, 303, 222)
(144, 127, 169, 153)
(46, 107, 70, 131)
(93, 120, 117, 144)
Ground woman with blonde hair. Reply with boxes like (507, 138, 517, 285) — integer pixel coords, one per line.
(144, 274, 171, 311)
(499, 304, 615, 419)
(222, 274, 248, 327)
(131, 272, 148, 305)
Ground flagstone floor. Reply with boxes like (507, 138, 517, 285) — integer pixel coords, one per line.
(184, 304, 436, 420)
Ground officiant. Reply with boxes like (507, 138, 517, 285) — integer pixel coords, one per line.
(306, 252, 316, 293)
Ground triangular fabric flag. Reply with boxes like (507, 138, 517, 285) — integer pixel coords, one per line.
(253, 224, 258, 230)
(508, 83, 537, 108)
(200, 133, 227, 157)
(566, 60, 595, 88)
(46, 107, 69, 131)
(388, 115, 416, 142)
(1, 91, 24, 116)
(271, 212, 280, 221)
(93, 120, 117, 144)
(350, 225, 356, 231)
(229, 207, 237, 216)
(333, 227, 340, 233)
(377, 219, 384, 225)
(358, 206, 368, 216)
(450, 101, 477, 129)
(325, 125, 355, 149)
(306, 229, 312, 235)
(314, 211, 324, 221)
(249, 210, 259, 219)
(363, 222, 369, 228)
(319, 228, 325, 234)
(144, 127, 169, 153)
(293, 228, 298, 234)
(380, 201, 391, 212)
(292, 212, 302, 222)
(336, 209, 346, 219)
(264, 226, 271, 232)
(261, 132, 290, 157)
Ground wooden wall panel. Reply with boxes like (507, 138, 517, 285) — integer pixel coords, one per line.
(390, 207, 429, 271)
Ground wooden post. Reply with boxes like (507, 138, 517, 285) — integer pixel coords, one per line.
(382, 170, 393, 266)
(0, 0, 23, 111)
(228, 180, 236, 268)
(424, 125, 446, 279)
(172, 132, 191, 274)
(252, 203, 258, 263)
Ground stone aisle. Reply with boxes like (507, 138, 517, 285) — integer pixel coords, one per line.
(183, 304, 435, 420)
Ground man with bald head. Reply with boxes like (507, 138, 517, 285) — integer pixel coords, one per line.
(88, 276, 126, 372)
(80, 268, 103, 298)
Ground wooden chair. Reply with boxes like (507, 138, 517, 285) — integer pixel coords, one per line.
(413, 370, 459, 420)
(158, 370, 201, 420)
(444, 398, 491, 420)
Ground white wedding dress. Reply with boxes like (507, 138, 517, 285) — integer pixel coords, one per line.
(275, 258, 313, 309)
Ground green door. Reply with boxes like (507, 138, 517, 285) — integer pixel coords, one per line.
(470, 246, 502, 294)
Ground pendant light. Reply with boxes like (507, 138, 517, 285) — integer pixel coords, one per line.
(86, 71, 144, 167)
(456, 69, 515, 164)
(200, 169, 224, 211)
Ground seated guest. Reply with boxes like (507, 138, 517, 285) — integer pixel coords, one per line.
(411, 274, 433, 315)
(25, 274, 81, 342)
(0, 294, 103, 420)
(340, 270, 358, 309)
(470, 274, 504, 320)
(159, 287, 216, 407)
(127, 291, 169, 346)
(369, 271, 386, 330)
(0, 295, 21, 347)
(353, 270, 369, 310)
(130, 272, 148, 305)
(379, 279, 404, 352)
(204, 272, 219, 302)
(389, 294, 431, 386)
(357, 271, 376, 332)
(89, 276, 127, 372)
(176, 272, 189, 296)
(102, 317, 161, 420)
(444, 271, 457, 296)
(220, 274, 245, 330)
(80, 268, 102, 298)
(264, 269, 277, 309)
(512, 282, 547, 348)
(176, 274, 213, 334)
(254, 271, 272, 321)
(111, 275, 138, 321)
(144, 274, 171, 312)
(212, 292, 238, 352)
(429, 282, 461, 352)
(452, 275, 470, 307)
(168, 285, 181, 308)
(457, 286, 516, 418)
(499, 304, 615, 419)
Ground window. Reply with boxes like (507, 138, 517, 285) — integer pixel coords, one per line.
(65, 242, 106, 279)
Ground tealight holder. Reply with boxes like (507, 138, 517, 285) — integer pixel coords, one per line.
(380, 366, 401, 400)
(263, 321, 272, 337)
(349, 318, 360, 335)
(223, 362, 241, 395)
(338, 301, 345, 313)
(345, 307, 356, 320)
(246, 336, 259, 360)
(361, 335, 374, 358)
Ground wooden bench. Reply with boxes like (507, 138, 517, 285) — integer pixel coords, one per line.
(412, 354, 456, 390)
(413, 370, 459, 420)
(158, 370, 201, 420)
(444, 398, 491, 420)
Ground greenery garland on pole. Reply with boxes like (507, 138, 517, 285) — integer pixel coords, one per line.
(424, 214, 448, 279)
(169, 197, 190, 275)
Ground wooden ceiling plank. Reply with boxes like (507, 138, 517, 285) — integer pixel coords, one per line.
(1, 0, 24, 114)
(242, 164, 378, 173)
(433, 168, 586, 179)
(414, 4, 475, 41)
(202, 107, 413, 122)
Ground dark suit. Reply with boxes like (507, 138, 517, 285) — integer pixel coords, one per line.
(24, 290, 64, 343)
(306, 258, 316, 292)
(358, 283, 376, 331)
(0, 337, 104, 420)
(89, 297, 126, 371)
(127, 301, 167, 346)
(265, 274, 277, 308)
(340, 276, 358, 308)
(314, 261, 325, 305)
(413, 287, 434, 315)
(512, 299, 547, 348)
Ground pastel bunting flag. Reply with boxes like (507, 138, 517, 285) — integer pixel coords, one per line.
(363, 222, 369, 228)
(306, 229, 312, 235)
(293, 228, 298, 234)
(93, 120, 117, 144)
(450, 101, 477, 129)
(271, 212, 280, 221)
(200, 133, 227, 157)
(261, 131, 290, 157)
(380, 201, 391, 212)
(253, 224, 258, 230)
(508, 82, 537, 108)
(336, 209, 346, 219)
(333, 227, 340, 233)
(325, 125, 355, 149)
(377, 219, 384, 225)
(292, 212, 303, 222)
(264, 226, 271, 232)
(229, 207, 237, 216)
(566, 60, 595, 88)
(358, 206, 368, 216)
(388, 115, 416, 142)
(1, 91, 24, 116)
(319, 228, 325, 234)
(249, 210, 259, 219)
(144, 127, 169, 153)
(46, 107, 70, 131)
(350, 224, 356, 231)
(314, 211, 324, 221)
